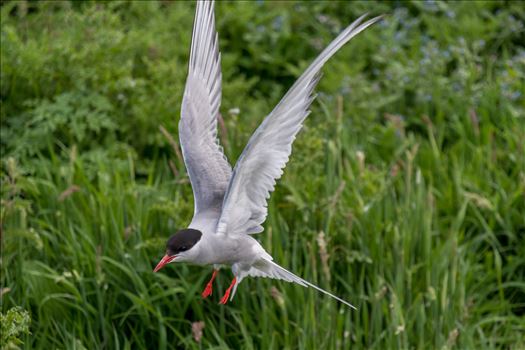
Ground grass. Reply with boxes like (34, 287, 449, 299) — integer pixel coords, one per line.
(1, 1, 524, 349)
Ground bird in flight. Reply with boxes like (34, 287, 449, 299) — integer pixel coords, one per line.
(154, 0, 381, 309)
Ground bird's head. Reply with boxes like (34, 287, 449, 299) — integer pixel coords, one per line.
(153, 228, 202, 272)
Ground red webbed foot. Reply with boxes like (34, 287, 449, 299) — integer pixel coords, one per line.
(201, 269, 218, 299)
(219, 277, 237, 304)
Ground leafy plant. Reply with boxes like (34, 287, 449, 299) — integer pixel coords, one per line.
(0, 307, 31, 348)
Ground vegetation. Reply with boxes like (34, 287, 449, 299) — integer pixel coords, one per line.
(1, 1, 524, 349)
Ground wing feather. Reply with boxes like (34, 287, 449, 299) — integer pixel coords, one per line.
(180, 1, 232, 217)
(216, 14, 383, 236)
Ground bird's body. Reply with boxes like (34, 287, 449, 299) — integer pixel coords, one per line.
(154, 0, 382, 308)
(187, 213, 267, 267)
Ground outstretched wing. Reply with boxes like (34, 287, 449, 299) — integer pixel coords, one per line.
(216, 14, 382, 236)
(180, 1, 232, 216)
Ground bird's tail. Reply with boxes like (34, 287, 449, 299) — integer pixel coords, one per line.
(251, 259, 357, 309)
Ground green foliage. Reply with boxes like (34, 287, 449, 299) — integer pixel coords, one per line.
(1, 1, 524, 349)
(6, 91, 116, 162)
(0, 307, 31, 348)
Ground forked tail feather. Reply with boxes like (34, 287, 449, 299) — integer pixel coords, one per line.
(250, 259, 357, 309)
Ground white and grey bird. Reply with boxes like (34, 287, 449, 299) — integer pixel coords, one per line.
(154, 1, 382, 308)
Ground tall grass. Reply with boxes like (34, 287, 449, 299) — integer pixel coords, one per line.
(1, 1, 524, 349)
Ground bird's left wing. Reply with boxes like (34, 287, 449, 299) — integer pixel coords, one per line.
(216, 14, 382, 236)
(180, 1, 232, 216)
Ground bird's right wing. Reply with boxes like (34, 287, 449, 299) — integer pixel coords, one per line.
(180, 1, 232, 216)
(216, 14, 382, 236)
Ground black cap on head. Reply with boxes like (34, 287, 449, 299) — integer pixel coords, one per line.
(166, 228, 202, 256)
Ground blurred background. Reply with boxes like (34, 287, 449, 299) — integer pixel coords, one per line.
(1, 1, 524, 349)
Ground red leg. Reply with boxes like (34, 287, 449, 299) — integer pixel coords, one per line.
(219, 277, 237, 304)
(201, 269, 218, 298)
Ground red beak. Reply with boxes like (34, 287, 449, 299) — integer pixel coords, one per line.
(153, 254, 176, 272)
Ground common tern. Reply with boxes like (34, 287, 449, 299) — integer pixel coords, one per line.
(154, 1, 382, 309)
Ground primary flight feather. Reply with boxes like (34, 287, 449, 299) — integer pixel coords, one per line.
(154, 0, 382, 309)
